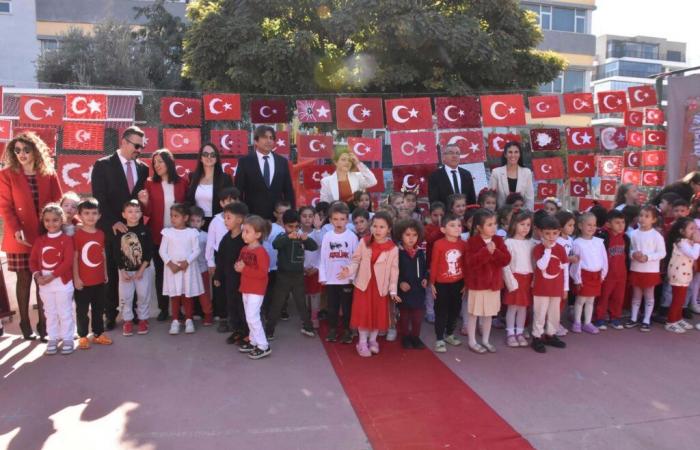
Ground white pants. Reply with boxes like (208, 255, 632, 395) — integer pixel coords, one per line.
(119, 266, 154, 321)
(533, 296, 560, 338)
(41, 285, 75, 342)
(243, 293, 268, 350)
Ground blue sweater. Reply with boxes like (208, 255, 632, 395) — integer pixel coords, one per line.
(397, 247, 427, 309)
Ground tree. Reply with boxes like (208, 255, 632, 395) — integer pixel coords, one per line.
(183, 0, 565, 94)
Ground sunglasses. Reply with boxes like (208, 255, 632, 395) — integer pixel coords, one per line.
(201, 151, 217, 158)
(125, 139, 144, 150)
(13, 147, 32, 155)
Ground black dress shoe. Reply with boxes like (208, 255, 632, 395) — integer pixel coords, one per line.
(39, 336, 48, 343)
(157, 310, 169, 322)
(105, 319, 116, 331)
(401, 336, 412, 349)
(23, 334, 36, 341)
(411, 336, 426, 349)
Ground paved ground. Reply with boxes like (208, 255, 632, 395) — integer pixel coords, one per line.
(2, 261, 700, 449)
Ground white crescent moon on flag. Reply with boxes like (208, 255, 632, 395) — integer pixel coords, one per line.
(573, 184, 584, 195)
(400, 141, 415, 156)
(447, 136, 469, 147)
(353, 142, 369, 156)
(347, 103, 364, 123)
(572, 98, 586, 111)
(443, 105, 459, 122)
(24, 99, 45, 121)
(492, 136, 505, 152)
(571, 131, 583, 146)
(169, 101, 185, 118)
(71, 96, 87, 115)
(209, 98, 223, 115)
(403, 174, 417, 190)
(535, 101, 549, 113)
(627, 152, 638, 166)
(541, 164, 552, 174)
(220, 134, 232, 151)
(309, 139, 322, 152)
(648, 133, 659, 143)
(603, 95, 617, 111)
(541, 255, 561, 279)
(633, 89, 645, 103)
(603, 160, 615, 174)
(75, 129, 88, 144)
(600, 127, 617, 150)
(259, 105, 272, 118)
(81, 241, 101, 268)
(41, 247, 58, 269)
(61, 163, 81, 188)
(490, 101, 508, 120)
(573, 160, 586, 174)
(171, 133, 184, 148)
(392, 105, 410, 124)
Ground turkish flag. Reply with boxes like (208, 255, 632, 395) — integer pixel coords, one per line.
(628, 130, 644, 148)
(250, 99, 288, 124)
(570, 181, 588, 198)
(203, 93, 241, 121)
(297, 134, 333, 160)
(597, 91, 628, 113)
(141, 157, 197, 179)
(118, 126, 159, 153)
(295, 99, 332, 123)
(272, 130, 290, 158)
(645, 130, 666, 146)
(565, 127, 596, 151)
(0, 119, 11, 140)
(532, 157, 564, 180)
(366, 168, 385, 193)
(528, 95, 561, 118)
(65, 94, 108, 120)
(162, 128, 201, 153)
(392, 165, 433, 197)
(19, 96, 64, 126)
(642, 170, 665, 187)
(644, 108, 664, 125)
(480, 94, 526, 127)
(62, 122, 104, 151)
(600, 179, 617, 196)
(487, 132, 520, 159)
(295, 188, 322, 209)
(335, 97, 384, 130)
(624, 151, 641, 168)
(537, 182, 558, 199)
(58, 154, 99, 194)
(567, 154, 596, 178)
(579, 198, 613, 211)
(160, 97, 202, 126)
(628, 85, 657, 108)
(348, 137, 382, 163)
(435, 96, 481, 129)
(14, 127, 57, 155)
(621, 168, 642, 185)
(384, 98, 433, 131)
(562, 93, 595, 114)
(599, 127, 627, 151)
(302, 165, 335, 190)
(438, 130, 485, 164)
(210, 129, 248, 156)
(597, 155, 623, 178)
(624, 110, 644, 127)
(529, 128, 561, 151)
(642, 150, 667, 167)
(390, 131, 438, 166)
(221, 158, 239, 178)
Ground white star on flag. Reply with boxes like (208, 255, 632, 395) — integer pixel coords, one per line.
(581, 133, 592, 144)
(87, 99, 102, 113)
(316, 105, 330, 118)
(276, 139, 285, 147)
(361, 108, 371, 117)
(415, 142, 426, 152)
(508, 106, 517, 114)
(469, 142, 479, 153)
(186, 107, 193, 114)
(408, 108, 419, 118)
(224, 103, 232, 111)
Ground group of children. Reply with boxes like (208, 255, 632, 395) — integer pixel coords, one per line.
(25, 182, 700, 359)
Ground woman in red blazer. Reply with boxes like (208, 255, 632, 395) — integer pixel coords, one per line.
(0, 132, 62, 340)
(137, 148, 188, 321)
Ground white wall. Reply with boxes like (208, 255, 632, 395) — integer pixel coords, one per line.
(0, 1, 40, 88)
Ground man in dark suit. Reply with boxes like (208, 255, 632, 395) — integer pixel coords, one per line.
(235, 125, 295, 220)
(92, 126, 149, 330)
(428, 143, 477, 207)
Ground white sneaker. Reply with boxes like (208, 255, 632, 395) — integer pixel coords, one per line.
(434, 340, 447, 353)
(386, 328, 397, 342)
(678, 319, 694, 330)
(169, 320, 180, 335)
(664, 322, 686, 334)
(185, 319, 195, 334)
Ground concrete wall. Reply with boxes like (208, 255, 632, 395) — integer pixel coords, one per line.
(0, 2, 40, 88)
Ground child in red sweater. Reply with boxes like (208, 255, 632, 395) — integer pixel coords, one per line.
(429, 213, 465, 353)
(594, 210, 630, 330)
(235, 215, 271, 360)
(30, 203, 75, 355)
(464, 209, 510, 354)
(424, 201, 445, 323)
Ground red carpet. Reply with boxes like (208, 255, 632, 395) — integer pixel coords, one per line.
(321, 328, 533, 450)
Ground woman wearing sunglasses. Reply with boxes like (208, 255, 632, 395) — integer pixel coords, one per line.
(0, 132, 63, 340)
(185, 143, 234, 230)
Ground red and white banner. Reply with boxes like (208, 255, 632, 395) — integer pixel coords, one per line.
(210, 129, 248, 156)
(599, 127, 627, 151)
(58, 154, 99, 194)
(19, 96, 64, 126)
(392, 165, 434, 197)
(221, 158, 238, 178)
(624, 151, 641, 168)
(65, 94, 108, 120)
(296, 99, 332, 123)
(296, 134, 333, 159)
(385, 97, 433, 131)
(347, 137, 382, 163)
(600, 179, 617, 196)
(272, 130, 290, 158)
(597, 91, 627, 113)
(0, 119, 11, 140)
(628, 130, 644, 148)
(567, 154, 596, 178)
(570, 181, 588, 198)
(438, 130, 485, 163)
(480, 94, 526, 127)
(160, 97, 202, 126)
(642, 170, 665, 187)
(335, 97, 384, 130)
(597, 155, 623, 178)
(642, 150, 666, 167)
(529, 128, 561, 151)
(62, 122, 104, 151)
(434, 96, 481, 129)
(645, 129, 666, 146)
(528, 95, 561, 119)
(565, 127, 596, 151)
(562, 93, 594, 114)
(644, 108, 664, 125)
(532, 157, 564, 180)
(621, 168, 642, 185)
(624, 110, 643, 127)
(487, 132, 520, 159)
(203, 93, 241, 121)
(390, 131, 438, 166)
(162, 128, 201, 153)
(250, 99, 287, 124)
(628, 85, 657, 108)
(302, 165, 335, 190)
(537, 182, 558, 199)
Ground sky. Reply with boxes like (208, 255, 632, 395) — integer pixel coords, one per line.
(592, 0, 700, 65)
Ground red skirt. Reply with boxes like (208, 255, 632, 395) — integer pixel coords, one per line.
(576, 269, 602, 297)
(504, 273, 533, 307)
(304, 272, 322, 295)
(628, 271, 661, 289)
(350, 274, 389, 331)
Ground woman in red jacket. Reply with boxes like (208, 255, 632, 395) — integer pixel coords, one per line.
(0, 132, 62, 340)
(464, 209, 511, 354)
(137, 148, 188, 321)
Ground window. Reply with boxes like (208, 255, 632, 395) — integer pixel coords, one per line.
(0, 1, 10, 14)
(563, 70, 586, 93)
(667, 50, 683, 62)
(552, 7, 575, 32)
(540, 5, 551, 30)
(39, 38, 59, 53)
(575, 9, 586, 33)
(598, 61, 662, 79)
(522, 4, 587, 33)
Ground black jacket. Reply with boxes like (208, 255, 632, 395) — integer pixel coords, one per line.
(92, 151, 149, 236)
(214, 232, 245, 299)
(428, 166, 477, 206)
(397, 247, 427, 309)
(235, 152, 295, 220)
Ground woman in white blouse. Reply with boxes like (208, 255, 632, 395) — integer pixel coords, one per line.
(489, 141, 534, 210)
(319, 150, 377, 204)
(185, 143, 233, 228)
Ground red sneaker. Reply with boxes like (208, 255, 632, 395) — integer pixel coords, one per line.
(137, 320, 149, 335)
(122, 322, 134, 336)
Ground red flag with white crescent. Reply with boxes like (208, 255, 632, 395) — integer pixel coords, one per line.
(118, 126, 159, 153)
(347, 137, 382, 163)
(599, 127, 627, 151)
(480, 94, 526, 127)
(385, 97, 433, 131)
(434, 96, 481, 128)
(644, 108, 664, 125)
(203, 93, 241, 121)
(392, 165, 433, 197)
(302, 165, 335, 190)
(628, 85, 657, 108)
(570, 181, 588, 198)
(487, 132, 521, 159)
(644, 130, 666, 146)
(600, 179, 617, 196)
(0, 119, 11, 140)
(221, 158, 238, 178)
(621, 168, 642, 184)
(624, 151, 641, 168)
(58, 154, 99, 194)
(528, 95, 561, 118)
(160, 97, 202, 126)
(335, 97, 384, 130)
(567, 154, 596, 178)
(565, 127, 596, 151)
(641, 150, 666, 167)
(624, 110, 643, 127)
(642, 170, 665, 187)
(19, 96, 64, 126)
(537, 182, 558, 199)
(438, 130, 485, 163)
(390, 131, 438, 166)
(210, 129, 248, 156)
(562, 93, 595, 114)
(532, 157, 564, 180)
(65, 94, 108, 120)
(596, 91, 628, 113)
(628, 130, 644, 148)
(296, 134, 333, 160)
(272, 130, 290, 158)
(596, 155, 623, 178)
(62, 122, 105, 151)
(250, 99, 288, 124)
(162, 128, 201, 153)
